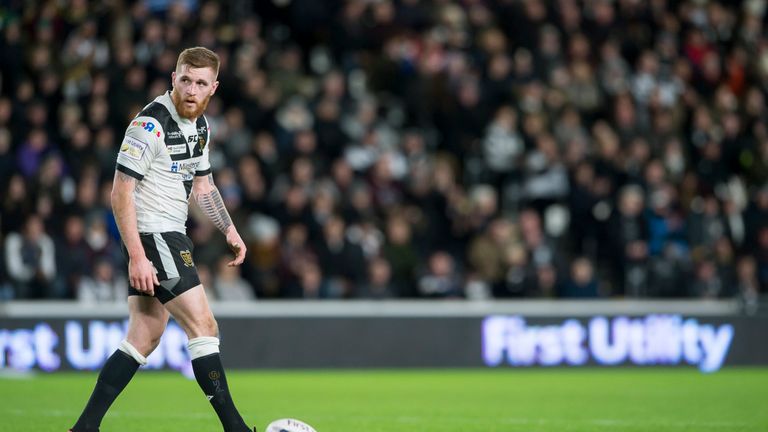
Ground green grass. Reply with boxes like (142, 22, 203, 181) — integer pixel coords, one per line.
(0, 368, 766, 431)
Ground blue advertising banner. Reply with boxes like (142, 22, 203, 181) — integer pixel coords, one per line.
(0, 314, 765, 373)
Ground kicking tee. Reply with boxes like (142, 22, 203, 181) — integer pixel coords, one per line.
(115, 91, 211, 234)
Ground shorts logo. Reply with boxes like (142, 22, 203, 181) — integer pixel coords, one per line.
(119, 136, 148, 161)
(131, 120, 162, 137)
(180, 250, 194, 267)
(171, 162, 179, 173)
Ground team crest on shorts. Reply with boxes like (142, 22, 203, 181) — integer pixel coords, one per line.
(180, 250, 194, 267)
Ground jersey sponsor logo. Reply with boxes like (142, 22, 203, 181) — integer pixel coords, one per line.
(166, 144, 187, 155)
(119, 136, 148, 160)
(170, 161, 200, 181)
(170, 161, 200, 172)
(180, 250, 194, 267)
(131, 120, 162, 137)
(166, 130, 184, 139)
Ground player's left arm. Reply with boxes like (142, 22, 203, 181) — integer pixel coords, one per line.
(192, 173, 247, 266)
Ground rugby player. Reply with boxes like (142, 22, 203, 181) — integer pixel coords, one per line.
(70, 47, 254, 432)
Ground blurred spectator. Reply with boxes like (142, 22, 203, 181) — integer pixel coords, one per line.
(359, 257, 397, 299)
(691, 259, 725, 299)
(279, 223, 317, 297)
(417, 251, 463, 298)
(4, 214, 56, 299)
(467, 217, 517, 294)
(609, 185, 650, 296)
(533, 263, 560, 298)
(2, 174, 32, 235)
(735, 256, 761, 315)
(381, 214, 419, 297)
(54, 214, 91, 299)
(16, 129, 54, 179)
(0, 216, 10, 300)
(561, 257, 600, 298)
(213, 256, 255, 301)
(0, 127, 14, 178)
(315, 215, 366, 298)
(77, 258, 127, 304)
(244, 215, 281, 298)
(496, 244, 536, 297)
(291, 262, 331, 299)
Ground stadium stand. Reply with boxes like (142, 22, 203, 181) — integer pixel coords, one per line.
(0, 0, 767, 306)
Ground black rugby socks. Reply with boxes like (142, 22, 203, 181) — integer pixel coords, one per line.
(191, 352, 250, 432)
(71, 350, 140, 432)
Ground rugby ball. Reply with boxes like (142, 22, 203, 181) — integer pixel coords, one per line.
(265, 418, 317, 432)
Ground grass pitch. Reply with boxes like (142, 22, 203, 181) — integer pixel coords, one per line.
(1, 368, 766, 432)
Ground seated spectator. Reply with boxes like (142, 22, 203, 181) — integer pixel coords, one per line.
(467, 217, 517, 294)
(53, 214, 91, 299)
(291, 262, 331, 299)
(496, 244, 536, 297)
(315, 215, 366, 298)
(417, 251, 463, 298)
(381, 214, 419, 297)
(213, 256, 255, 301)
(0, 216, 11, 300)
(77, 258, 127, 304)
(359, 257, 397, 299)
(561, 257, 601, 298)
(4, 214, 56, 299)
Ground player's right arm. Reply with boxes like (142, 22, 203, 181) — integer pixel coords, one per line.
(112, 117, 163, 295)
(111, 171, 158, 295)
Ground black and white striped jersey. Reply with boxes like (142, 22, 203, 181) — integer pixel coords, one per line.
(115, 91, 211, 234)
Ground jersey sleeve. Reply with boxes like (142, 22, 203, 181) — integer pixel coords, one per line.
(194, 117, 212, 177)
(115, 116, 164, 180)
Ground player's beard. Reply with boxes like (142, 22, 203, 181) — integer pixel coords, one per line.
(171, 88, 211, 120)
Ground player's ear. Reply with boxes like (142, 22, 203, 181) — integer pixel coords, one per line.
(211, 80, 219, 95)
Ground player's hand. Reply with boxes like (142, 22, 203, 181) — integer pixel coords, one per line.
(128, 255, 159, 295)
(225, 227, 247, 267)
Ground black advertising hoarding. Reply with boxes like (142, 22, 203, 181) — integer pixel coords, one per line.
(0, 314, 766, 373)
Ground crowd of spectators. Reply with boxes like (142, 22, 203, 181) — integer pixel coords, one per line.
(1, 0, 767, 305)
